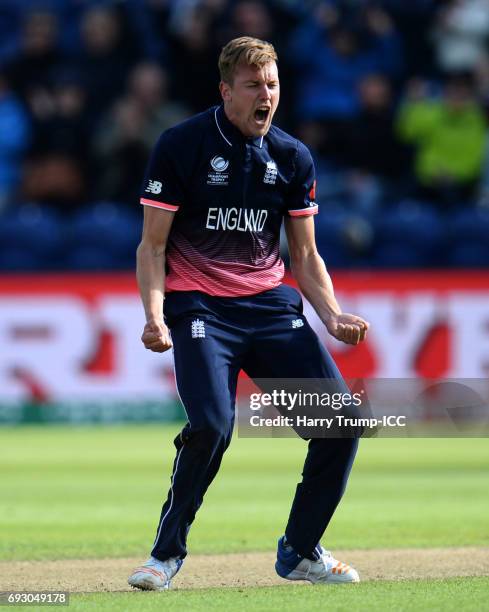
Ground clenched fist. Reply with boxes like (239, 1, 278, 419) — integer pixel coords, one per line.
(141, 320, 172, 353)
(326, 313, 369, 346)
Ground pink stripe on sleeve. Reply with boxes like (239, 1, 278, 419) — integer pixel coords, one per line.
(288, 205, 318, 217)
(140, 198, 179, 212)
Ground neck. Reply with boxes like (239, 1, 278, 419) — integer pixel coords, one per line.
(223, 103, 252, 138)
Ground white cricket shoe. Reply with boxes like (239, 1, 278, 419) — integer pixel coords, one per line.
(275, 536, 359, 584)
(128, 556, 183, 591)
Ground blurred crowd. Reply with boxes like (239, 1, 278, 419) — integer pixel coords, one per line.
(1, 0, 489, 270)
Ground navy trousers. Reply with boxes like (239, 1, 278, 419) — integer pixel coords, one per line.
(151, 285, 358, 561)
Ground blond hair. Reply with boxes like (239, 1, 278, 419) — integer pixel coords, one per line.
(218, 36, 277, 84)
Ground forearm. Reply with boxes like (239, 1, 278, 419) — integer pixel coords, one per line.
(136, 241, 166, 323)
(290, 251, 341, 325)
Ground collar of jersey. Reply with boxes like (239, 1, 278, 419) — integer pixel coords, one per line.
(214, 105, 264, 149)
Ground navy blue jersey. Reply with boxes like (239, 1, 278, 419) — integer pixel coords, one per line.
(140, 105, 318, 296)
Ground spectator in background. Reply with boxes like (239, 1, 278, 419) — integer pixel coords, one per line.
(76, 6, 135, 123)
(123, 0, 172, 62)
(167, 4, 222, 112)
(222, 0, 275, 42)
(92, 63, 190, 204)
(166, 0, 226, 34)
(0, 72, 30, 210)
(21, 71, 89, 212)
(289, 4, 403, 123)
(477, 133, 489, 206)
(4, 10, 63, 105)
(381, 0, 438, 78)
(397, 73, 487, 206)
(0, 0, 21, 62)
(339, 74, 409, 207)
(473, 53, 489, 112)
(297, 74, 408, 215)
(28, 70, 91, 157)
(432, 0, 489, 74)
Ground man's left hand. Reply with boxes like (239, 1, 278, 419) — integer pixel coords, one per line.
(326, 313, 369, 345)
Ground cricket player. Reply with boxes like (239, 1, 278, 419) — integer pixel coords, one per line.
(128, 37, 369, 591)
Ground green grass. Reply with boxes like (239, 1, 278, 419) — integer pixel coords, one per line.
(69, 578, 489, 611)
(0, 426, 488, 560)
(1, 426, 488, 610)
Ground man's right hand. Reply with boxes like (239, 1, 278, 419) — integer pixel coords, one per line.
(141, 320, 172, 353)
(325, 313, 369, 346)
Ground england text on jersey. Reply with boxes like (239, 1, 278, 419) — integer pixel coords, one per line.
(205, 207, 268, 232)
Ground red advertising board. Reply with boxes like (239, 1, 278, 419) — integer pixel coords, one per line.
(1, 271, 488, 408)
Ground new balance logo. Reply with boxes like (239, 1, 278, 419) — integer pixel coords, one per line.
(291, 319, 304, 329)
(191, 319, 206, 338)
(145, 180, 162, 194)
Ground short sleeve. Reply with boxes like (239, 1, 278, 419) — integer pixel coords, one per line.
(286, 142, 318, 217)
(139, 131, 185, 212)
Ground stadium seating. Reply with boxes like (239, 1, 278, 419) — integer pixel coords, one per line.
(446, 208, 489, 267)
(372, 200, 444, 267)
(315, 204, 364, 268)
(1, 198, 487, 271)
(449, 243, 489, 267)
(65, 245, 124, 270)
(447, 207, 489, 243)
(0, 203, 64, 270)
(65, 202, 141, 269)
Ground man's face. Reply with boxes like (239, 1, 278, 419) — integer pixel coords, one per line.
(220, 61, 280, 138)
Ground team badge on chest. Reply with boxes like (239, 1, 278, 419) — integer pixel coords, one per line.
(264, 160, 277, 185)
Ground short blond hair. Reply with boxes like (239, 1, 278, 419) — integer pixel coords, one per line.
(218, 36, 277, 84)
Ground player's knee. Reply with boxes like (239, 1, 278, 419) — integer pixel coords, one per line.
(309, 436, 359, 466)
(200, 423, 231, 445)
(186, 422, 231, 451)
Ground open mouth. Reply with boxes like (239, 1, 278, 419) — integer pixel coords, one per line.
(254, 108, 270, 123)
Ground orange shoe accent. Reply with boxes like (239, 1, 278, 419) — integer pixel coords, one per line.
(134, 567, 165, 580)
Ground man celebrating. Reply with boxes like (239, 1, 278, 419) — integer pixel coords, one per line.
(128, 37, 369, 591)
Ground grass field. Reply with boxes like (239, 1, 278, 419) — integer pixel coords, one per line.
(0, 425, 488, 610)
(70, 579, 489, 611)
